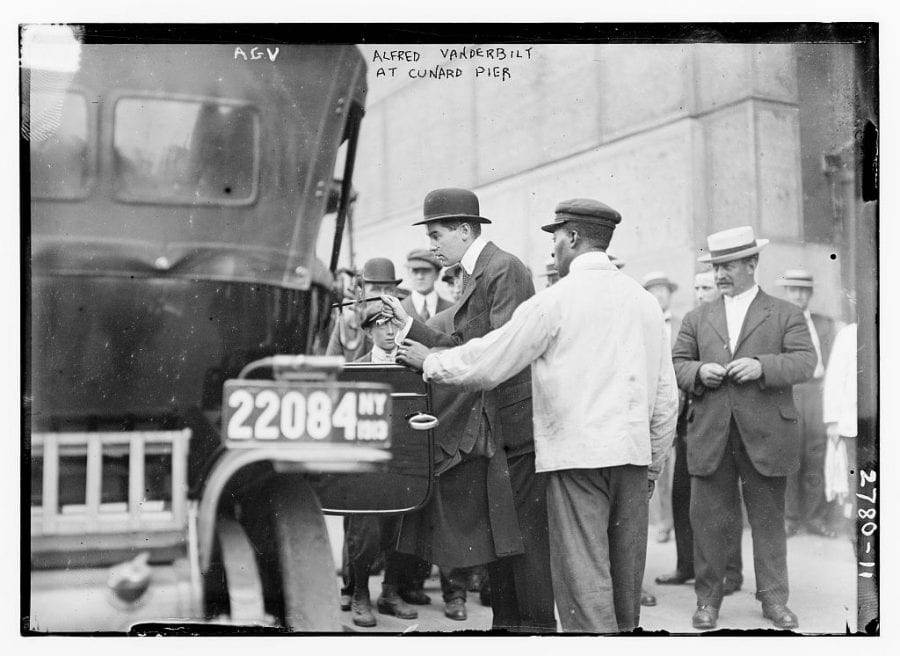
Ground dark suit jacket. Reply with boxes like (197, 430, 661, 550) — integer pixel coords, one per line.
(401, 293, 454, 323)
(672, 289, 817, 477)
(406, 240, 536, 456)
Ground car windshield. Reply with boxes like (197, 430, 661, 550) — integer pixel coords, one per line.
(29, 90, 90, 198)
(113, 97, 258, 204)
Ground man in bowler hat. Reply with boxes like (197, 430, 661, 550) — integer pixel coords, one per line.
(382, 187, 556, 633)
(672, 226, 816, 630)
(389, 198, 678, 633)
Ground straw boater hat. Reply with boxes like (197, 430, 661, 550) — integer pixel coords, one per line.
(697, 226, 769, 264)
(775, 268, 815, 288)
(412, 188, 492, 226)
(361, 257, 402, 285)
(641, 271, 678, 292)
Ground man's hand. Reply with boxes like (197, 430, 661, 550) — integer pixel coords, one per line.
(397, 339, 431, 372)
(380, 295, 410, 325)
(648, 479, 656, 501)
(698, 362, 728, 388)
(725, 357, 762, 384)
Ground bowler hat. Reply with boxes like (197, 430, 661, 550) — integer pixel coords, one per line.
(698, 226, 769, 264)
(361, 257, 402, 285)
(406, 248, 442, 271)
(642, 271, 678, 292)
(775, 268, 815, 288)
(412, 188, 492, 226)
(541, 198, 622, 233)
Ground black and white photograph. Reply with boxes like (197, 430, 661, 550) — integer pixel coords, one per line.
(15, 10, 885, 646)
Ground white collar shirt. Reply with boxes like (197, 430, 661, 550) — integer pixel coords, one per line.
(421, 250, 678, 478)
(411, 290, 439, 319)
(802, 309, 825, 379)
(722, 284, 759, 354)
(459, 235, 488, 276)
(370, 344, 397, 364)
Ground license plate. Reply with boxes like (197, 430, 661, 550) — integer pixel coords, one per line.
(221, 380, 392, 447)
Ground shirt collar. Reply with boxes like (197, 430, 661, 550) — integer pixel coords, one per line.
(723, 284, 759, 305)
(460, 235, 488, 275)
(803, 309, 812, 321)
(371, 344, 397, 364)
(412, 289, 437, 312)
(569, 251, 616, 272)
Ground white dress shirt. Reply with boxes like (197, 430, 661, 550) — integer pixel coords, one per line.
(822, 323, 856, 437)
(723, 284, 759, 354)
(370, 344, 398, 364)
(803, 309, 825, 379)
(459, 234, 488, 275)
(422, 251, 678, 478)
(411, 289, 439, 320)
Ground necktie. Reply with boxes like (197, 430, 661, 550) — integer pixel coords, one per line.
(421, 303, 431, 321)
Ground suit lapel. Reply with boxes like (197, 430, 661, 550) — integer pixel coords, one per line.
(705, 298, 731, 355)
(734, 290, 772, 355)
(453, 241, 496, 322)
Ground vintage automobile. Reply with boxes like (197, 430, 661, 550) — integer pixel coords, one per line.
(26, 29, 435, 633)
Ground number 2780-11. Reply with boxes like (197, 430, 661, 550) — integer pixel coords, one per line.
(227, 389, 388, 442)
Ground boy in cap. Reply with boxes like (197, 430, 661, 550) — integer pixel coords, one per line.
(389, 197, 678, 633)
(672, 227, 816, 630)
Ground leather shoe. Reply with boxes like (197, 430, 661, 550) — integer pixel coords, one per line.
(762, 603, 799, 630)
(723, 578, 742, 596)
(376, 584, 418, 619)
(655, 571, 693, 585)
(400, 588, 432, 605)
(692, 605, 719, 630)
(640, 589, 657, 606)
(350, 590, 376, 628)
(444, 598, 467, 621)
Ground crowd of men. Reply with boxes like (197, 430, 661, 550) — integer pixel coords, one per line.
(322, 187, 858, 634)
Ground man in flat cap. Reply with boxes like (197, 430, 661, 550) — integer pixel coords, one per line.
(387, 197, 678, 633)
(382, 187, 556, 633)
(672, 227, 816, 631)
(775, 269, 839, 539)
(402, 248, 454, 322)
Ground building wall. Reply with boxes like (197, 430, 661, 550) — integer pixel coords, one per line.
(341, 43, 853, 321)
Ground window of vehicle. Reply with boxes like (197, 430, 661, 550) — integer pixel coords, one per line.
(29, 90, 90, 199)
(113, 96, 259, 205)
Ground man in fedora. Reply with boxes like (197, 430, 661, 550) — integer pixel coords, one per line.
(402, 248, 454, 321)
(672, 226, 816, 630)
(387, 197, 677, 633)
(326, 257, 402, 362)
(382, 187, 556, 633)
(642, 271, 680, 545)
(775, 269, 839, 539)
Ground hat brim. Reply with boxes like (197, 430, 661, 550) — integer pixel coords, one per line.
(541, 220, 568, 233)
(697, 239, 769, 264)
(363, 278, 403, 285)
(412, 213, 492, 226)
(775, 279, 814, 288)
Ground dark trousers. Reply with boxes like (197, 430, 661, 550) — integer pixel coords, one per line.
(440, 567, 470, 602)
(486, 452, 556, 633)
(341, 515, 417, 595)
(785, 380, 829, 528)
(672, 432, 743, 584)
(548, 465, 649, 633)
(691, 420, 789, 608)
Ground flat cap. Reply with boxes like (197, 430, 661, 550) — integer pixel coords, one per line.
(541, 198, 622, 233)
(361, 305, 391, 329)
(406, 248, 442, 271)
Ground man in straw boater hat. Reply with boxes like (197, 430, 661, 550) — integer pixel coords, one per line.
(380, 187, 556, 632)
(672, 226, 816, 631)
(775, 269, 839, 539)
(386, 197, 678, 633)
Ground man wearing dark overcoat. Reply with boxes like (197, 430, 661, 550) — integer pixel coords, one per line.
(672, 226, 816, 631)
(386, 187, 556, 633)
